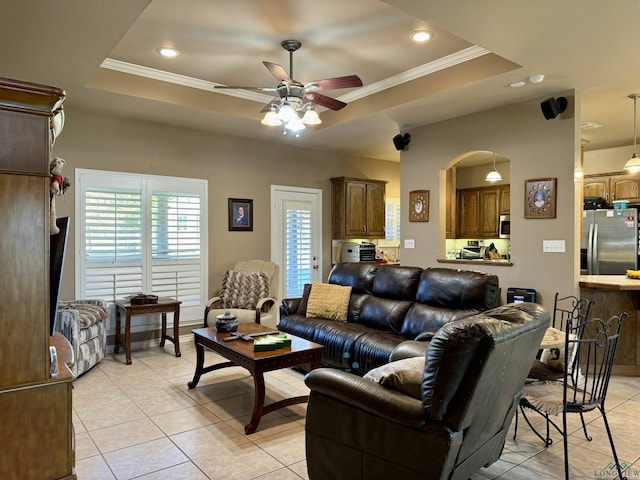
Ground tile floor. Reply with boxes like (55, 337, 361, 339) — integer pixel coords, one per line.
(73, 336, 640, 480)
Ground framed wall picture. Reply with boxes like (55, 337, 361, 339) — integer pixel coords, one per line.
(524, 178, 556, 219)
(228, 198, 253, 231)
(409, 190, 429, 222)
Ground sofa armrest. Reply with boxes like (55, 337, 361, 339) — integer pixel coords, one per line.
(256, 297, 276, 312)
(304, 368, 425, 428)
(390, 340, 430, 362)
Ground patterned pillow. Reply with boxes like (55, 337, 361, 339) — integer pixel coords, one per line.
(220, 270, 271, 309)
(305, 283, 352, 321)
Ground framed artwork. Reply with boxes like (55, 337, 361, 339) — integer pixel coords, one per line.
(228, 198, 253, 231)
(409, 190, 429, 222)
(524, 178, 556, 219)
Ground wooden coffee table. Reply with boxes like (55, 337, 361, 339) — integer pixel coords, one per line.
(188, 323, 324, 434)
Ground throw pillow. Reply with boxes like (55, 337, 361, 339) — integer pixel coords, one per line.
(220, 270, 271, 310)
(363, 357, 425, 399)
(541, 333, 579, 372)
(305, 283, 352, 321)
(297, 283, 312, 315)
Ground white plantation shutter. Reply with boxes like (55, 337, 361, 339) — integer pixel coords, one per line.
(385, 197, 401, 241)
(285, 206, 312, 298)
(76, 170, 207, 321)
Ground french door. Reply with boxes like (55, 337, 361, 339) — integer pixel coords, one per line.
(271, 185, 322, 299)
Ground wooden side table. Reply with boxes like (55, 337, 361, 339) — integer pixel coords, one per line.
(114, 297, 182, 365)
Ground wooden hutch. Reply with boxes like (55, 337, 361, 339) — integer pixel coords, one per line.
(0, 78, 75, 478)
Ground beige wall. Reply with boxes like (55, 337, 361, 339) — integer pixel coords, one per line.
(399, 91, 581, 308)
(52, 108, 399, 318)
(584, 144, 634, 175)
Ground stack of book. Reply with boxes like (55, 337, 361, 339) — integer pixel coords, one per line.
(254, 334, 292, 352)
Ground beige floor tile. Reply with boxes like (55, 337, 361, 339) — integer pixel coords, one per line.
(201, 392, 255, 421)
(77, 397, 146, 431)
(134, 390, 198, 416)
(170, 423, 251, 458)
(90, 417, 165, 453)
(250, 424, 307, 466)
(133, 461, 210, 479)
(150, 404, 222, 436)
(103, 437, 188, 480)
(75, 454, 116, 480)
(76, 431, 100, 460)
(253, 467, 306, 480)
(225, 410, 301, 439)
(191, 441, 284, 480)
(288, 460, 310, 480)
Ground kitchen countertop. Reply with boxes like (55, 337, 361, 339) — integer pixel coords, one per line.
(579, 275, 640, 290)
(437, 258, 513, 267)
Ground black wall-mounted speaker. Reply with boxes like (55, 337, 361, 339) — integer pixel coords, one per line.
(393, 133, 412, 151)
(540, 96, 568, 120)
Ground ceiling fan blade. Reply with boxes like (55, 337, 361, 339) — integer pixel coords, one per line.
(263, 61, 291, 83)
(306, 75, 363, 91)
(307, 92, 347, 111)
(214, 86, 277, 92)
(259, 97, 282, 113)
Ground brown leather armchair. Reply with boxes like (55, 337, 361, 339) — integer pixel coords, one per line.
(303, 302, 549, 480)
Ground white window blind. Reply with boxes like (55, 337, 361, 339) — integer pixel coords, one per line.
(384, 197, 401, 242)
(76, 170, 208, 321)
(285, 207, 312, 298)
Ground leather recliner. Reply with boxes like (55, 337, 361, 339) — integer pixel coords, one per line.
(303, 302, 549, 480)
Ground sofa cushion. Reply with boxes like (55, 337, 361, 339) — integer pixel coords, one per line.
(364, 356, 425, 399)
(371, 265, 422, 300)
(416, 268, 499, 310)
(401, 303, 480, 339)
(351, 330, 408, 374)
(220, 270, 271, 309)
(297, 283, 312, 315)
(328, 262, 378, 294)
(306, 283, 352, 321)
(58, 300, 108, 328)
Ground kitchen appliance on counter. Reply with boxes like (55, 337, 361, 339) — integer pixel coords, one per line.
(339, 242, 376, 262)
(499, 214, 510, 239)
(456, 246, 486, 260)
(581, 208, 639, 274)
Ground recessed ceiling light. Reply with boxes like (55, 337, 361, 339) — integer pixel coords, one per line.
(529, 74, 545, 84)
(157, 47, 179, 57)
(410, 30, 434, 43)
(510, 81, 526, 88)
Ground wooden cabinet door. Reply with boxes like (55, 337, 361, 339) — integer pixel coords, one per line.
(583, 175, 610, 202)
(610, 175, 640, 201)
(479, 189, 499, 237)
(499, 186, 510, 214)
(366, 182, 386, 237)
(457, 189, 479, 237)
(344, 180, 368, 237)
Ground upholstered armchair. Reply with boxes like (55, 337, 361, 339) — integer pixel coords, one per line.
(56, 299, 108, 377)
(303, 302, 549, 480)
(204, 260, 279, 329)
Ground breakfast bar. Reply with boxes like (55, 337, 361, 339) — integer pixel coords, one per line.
(579, 275, 640, 376)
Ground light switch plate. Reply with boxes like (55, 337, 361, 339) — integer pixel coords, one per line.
(404, 239, 415, 249)
(543, 240, 565, 252)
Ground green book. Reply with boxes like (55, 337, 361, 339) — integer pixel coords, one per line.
(254, 334, 292, 352)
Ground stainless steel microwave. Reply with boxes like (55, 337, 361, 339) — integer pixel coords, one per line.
(499, 214, 510, 239)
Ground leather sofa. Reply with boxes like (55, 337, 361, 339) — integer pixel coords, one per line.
(303, 302, 550, 480)
(278, 262, 500, 375)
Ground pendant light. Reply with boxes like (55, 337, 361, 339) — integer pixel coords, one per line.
(485, 152, 502, 182)
(624, 93, 640, 173)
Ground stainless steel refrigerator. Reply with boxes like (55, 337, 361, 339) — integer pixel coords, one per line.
(581, 208, 639, 274)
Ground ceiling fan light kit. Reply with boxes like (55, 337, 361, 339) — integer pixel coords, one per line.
(214, 39, 362, 136)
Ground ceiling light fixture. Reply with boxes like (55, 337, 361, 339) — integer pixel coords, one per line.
(625, 93, 640, 174)
(529, 74, 545, 84)
(509, 81, 526, 88)
(157, 47, 179, 57)
(485, 152, 502, 182)
(410, 30, 434, 42)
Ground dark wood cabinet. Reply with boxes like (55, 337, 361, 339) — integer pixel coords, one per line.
(583, 171, 640, 204)
(331, 177, 387, 238)
(0, 78, 75, 479)
(456, 184, 507, 238)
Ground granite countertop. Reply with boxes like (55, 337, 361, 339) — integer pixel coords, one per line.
(579, 275, 640, 290)
(437, 258, 513, 267)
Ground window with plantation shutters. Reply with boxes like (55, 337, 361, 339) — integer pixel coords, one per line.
(76, 170, 208, 321)
(285, 206, 312, 298)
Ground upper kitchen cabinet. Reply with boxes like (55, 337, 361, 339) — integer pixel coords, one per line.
(499, 186, 510, 214)
(331, 177, 387, 238)
(584, 171, 640, 203)
(457, 185, 501, 238)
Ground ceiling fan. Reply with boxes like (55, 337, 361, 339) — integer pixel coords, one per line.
(214, 40, 363, 132)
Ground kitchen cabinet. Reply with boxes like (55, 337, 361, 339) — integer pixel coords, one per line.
(331, 177, 387, 238)
(456, 185, 505, 238)
(583, 171, 640, 203)
(446, 168, 457, 238)
(499, 186, 510, 214)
